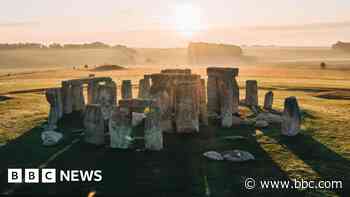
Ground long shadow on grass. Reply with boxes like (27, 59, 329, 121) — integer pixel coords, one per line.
(263, 125, 350, 196)
(0, 112, 83, 193)
(205, 123, 304, 197)
(12, 122, 305, 197)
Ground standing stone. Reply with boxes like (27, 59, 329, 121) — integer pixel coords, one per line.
(121, 80, 133, 99)
(264, 91, 274, 110)
(199, 79, 209, 126)
(109, 107, 133, 149)
(175, 82, 199, 133)
(207, 75, 219, 116)
(232, 78, 240, 114)
(282, 97, 301, 136)
(87, 81, 99, 104)
(218, 78, 234, 128)
(71, 81, 85, 111)
(153, 91, 173, 132)
(144, 103, 163, 150)
(45, 88, 63, 129)
(245, 80, 258, 106)
(138, 78, 151, 99)
(97, 81, 117, 120)
(207, 67, 239, 117)
(62, 81, 73, 114)
(83, 105, 105, 145)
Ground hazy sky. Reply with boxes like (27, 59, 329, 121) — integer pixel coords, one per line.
(1, 0, 350, 47)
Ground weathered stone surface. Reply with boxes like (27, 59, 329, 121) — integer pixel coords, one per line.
(144, 103, 163, 150)
(218, 77, 234, 128)
(109, 107, 133, 149)
(245, 80, 258, 106)
(221, 150, 255, 162)
(232, 115, 243, 125)
(203, 151, 224, 161)
(97, 81, 117, 120)
(175, 82, 199, 133)
(41, 130, 63, 146)
(199, 79, 209, 125)
(264, 91, 274, 110)
(161, 69, 191, 75)
(207, 67, 239, 119)
(62, 81, 73, 114)
(255, 120, 269, 128)
(149, 72, 204, 132)
(232, 78, 240, 114)
(132, 112, 146, 127)
(152, 91, 173, 132)
(207, 67, 239, 78)
(87, 81, 99, 104)
(207, 75, 219, 116)
(83, 105, 105, 145)
(282, 97, 301, 136)
(138, 78, 151, 99)
(45, 88, 63, 129)
(256, 112, 282, 124)
(121, 80, 133, 99)
(119, 99, 152, 113)
(71, 82, 85, 111)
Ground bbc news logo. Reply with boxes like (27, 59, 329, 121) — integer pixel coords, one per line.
(8, 169, 102, 183)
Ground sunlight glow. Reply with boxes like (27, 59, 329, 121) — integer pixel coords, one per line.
(174, 4, 202, 38)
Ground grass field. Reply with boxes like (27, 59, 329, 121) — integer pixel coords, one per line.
(0, 47, 350, 196)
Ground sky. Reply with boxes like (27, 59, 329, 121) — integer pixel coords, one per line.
(1, 0, 350, 48)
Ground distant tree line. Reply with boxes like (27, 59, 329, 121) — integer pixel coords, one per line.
(332, 41, 350, 52)
(188, 42, 243, 64)
(0, 42, 135, 51)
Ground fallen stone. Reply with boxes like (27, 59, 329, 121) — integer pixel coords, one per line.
(242, 118, 256, 126)
(256, 112, 282, 124)
(203, 151, 224, 161)
(255, 120, 269, 128)
(221, 150, 255, 162)
(41, 130, 63, 146)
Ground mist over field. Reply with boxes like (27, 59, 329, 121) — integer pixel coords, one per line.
(1, 45, 350, 72)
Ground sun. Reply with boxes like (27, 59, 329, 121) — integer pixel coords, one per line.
(174, 4, 202, 38)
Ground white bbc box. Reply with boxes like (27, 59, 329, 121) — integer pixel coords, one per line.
(8, 169, 22, 183)
(24, 169, 39, 183)
(41, 169, 56, 183)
